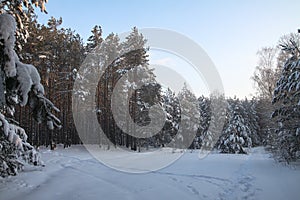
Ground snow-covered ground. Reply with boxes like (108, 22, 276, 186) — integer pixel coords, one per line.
(1, 146, 300, 200)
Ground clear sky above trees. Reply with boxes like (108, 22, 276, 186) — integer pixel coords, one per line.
(37, 0, 300, 98)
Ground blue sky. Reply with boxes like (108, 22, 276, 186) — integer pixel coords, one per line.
(37, 0, 300, 98)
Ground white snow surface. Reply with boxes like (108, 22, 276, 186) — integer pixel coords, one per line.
(1, 146, 300, 200)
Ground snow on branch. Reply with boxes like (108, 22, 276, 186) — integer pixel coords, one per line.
(0, 13, 61, 129)
(0, 14, 17, 77)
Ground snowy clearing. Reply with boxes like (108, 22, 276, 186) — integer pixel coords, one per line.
(1, 146, 300, 200)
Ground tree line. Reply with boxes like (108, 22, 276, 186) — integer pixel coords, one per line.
(14, 13, 300, 163)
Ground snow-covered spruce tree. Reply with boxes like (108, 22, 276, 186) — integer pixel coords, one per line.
(177, 83, 200, 149)
(206, 93, 227, 151)
(158, 87, 180, 147)
(0, 14, 60, 177)
(272, 37, 300, 162)
(242, 98, 261, 146)
(132, 83, 162, 150)
(197, 93, 227, 151)
(196, 95, 211, 149)
(217, 98, 252, 154)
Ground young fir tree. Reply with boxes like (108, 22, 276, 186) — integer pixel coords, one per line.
(196, 95, 212, 149)
(0, 14, 60, 177)
(272, 37, 300, 162)
(158, 87, 180, 147)
(217, 98, 252, 154)
(242, 98, 261, 146)
(176, 83, 200, 149)
(132, 82, 162, 150)
(205, 93, 227, 151)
